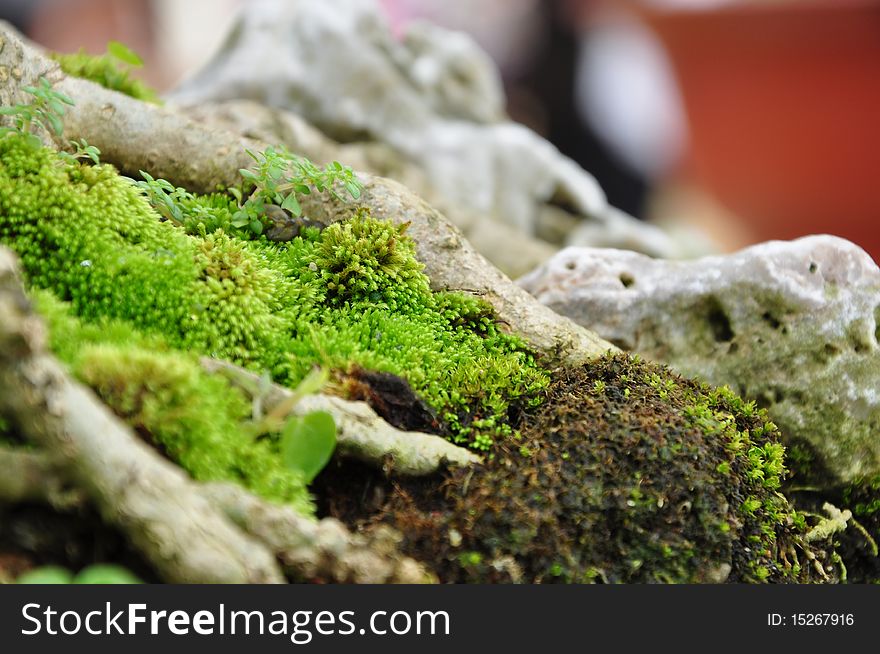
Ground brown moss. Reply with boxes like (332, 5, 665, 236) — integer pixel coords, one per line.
(317, 353, 837, 583)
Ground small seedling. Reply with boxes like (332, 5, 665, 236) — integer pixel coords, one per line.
(0, 77, 74, 142)
(234, 146, 362, 236)
(59, 138, 101, 165)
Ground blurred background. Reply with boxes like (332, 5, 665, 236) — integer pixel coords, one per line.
(2, 0, 878, 261)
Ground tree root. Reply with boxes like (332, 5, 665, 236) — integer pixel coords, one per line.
(201, 483, 433, 583)
(0, 445, 85, 510)
(0, 247, 433, 583)
(0, 22, 614, 368)
(201, 357, 482, 476)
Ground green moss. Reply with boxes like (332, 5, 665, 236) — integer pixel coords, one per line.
(0, 134, 547, 451)
(782, 434, 879, 582)
(839, 476, 880, 583)
(51, 49, 161, 103)
(33, 291, 312, 514)
(372, 354, 835, 583)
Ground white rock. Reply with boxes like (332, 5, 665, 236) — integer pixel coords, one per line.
(170, 0, 686, 257)
(519, 235, 880, 484)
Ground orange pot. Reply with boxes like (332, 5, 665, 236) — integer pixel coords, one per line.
(640, 0, 880, 260)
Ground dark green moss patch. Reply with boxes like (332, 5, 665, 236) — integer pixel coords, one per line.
(325, 354, 836, 583)
(784, 442, 879, 583)
(837, 477, 880, 583)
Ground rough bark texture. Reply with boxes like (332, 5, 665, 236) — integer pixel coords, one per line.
(202, 483, 434, 583)
(0, 445, 84, 509)
(0, 449, 434, 584)
(202, 358, 482, 475)
(0, 22, 614, 367)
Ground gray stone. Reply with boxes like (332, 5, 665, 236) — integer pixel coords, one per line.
(170, 0, 688, 258)
(519, 235, 880, 484)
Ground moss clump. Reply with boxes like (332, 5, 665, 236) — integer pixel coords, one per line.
(0, 134, 547, 450)
(51, 49, 161, 103)
(366, 354, 835, 583)
(33, 291, 313, 514)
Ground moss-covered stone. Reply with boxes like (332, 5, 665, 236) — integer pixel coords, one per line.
(0, 134, 547, 451)
(348, 354, 836, 583)
(33, 291, 313, 515)
(519, 240, 880, 486)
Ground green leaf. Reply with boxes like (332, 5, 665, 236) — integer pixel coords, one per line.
(294, 366, 329, 397)
(345, 181, 362, 199)
(45, 112, 63, 136)
(280, 192, 302, 216)
(17, 566, 74, 584)
(281, 411, 337, 484)
(48, 99, 66, 116)
(54, 90, 75, 106)
(74, 564, 142, 584)
(267, 164, 283, 180)
(231, 211, 250, 228)
(107, 40, 144, 67)
(249, 218, 263, 235)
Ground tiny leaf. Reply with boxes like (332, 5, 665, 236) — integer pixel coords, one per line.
(294, 366, 329, 397)
(282, 411, 337, 483)
(74, 564, 142, 584)
(280, 192, 302, 216)
(107, 40, 144, 67)
(17, 566, 74, 584)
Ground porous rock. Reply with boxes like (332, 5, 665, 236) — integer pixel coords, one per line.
(519, 235, 880, 484)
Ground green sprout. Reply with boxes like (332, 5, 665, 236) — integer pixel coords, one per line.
(0, 77, 74, 142)
(234, 146, 362, 235)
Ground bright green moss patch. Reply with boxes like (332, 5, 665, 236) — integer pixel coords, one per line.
(33, 291, 313, 514)
(78, 346, 312, 513)
(0, 134, 548, 451)
(51, 47, 161, 104)
(353, 354, 836, 583)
